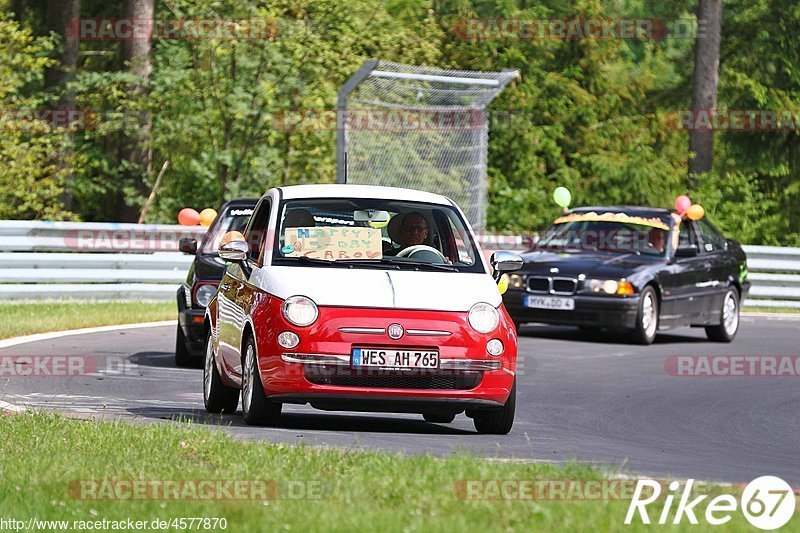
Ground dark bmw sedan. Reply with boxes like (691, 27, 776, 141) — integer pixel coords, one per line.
(503, 207, 751, 344)
(175, 198, 257, 366)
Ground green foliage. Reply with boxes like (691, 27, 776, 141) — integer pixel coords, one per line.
(714, 0, 800, 245)
(2, 0, 800, 244)
(69, 0, 446, 223)
(0, 15, 77, 220)
(437, 0, 689, 231)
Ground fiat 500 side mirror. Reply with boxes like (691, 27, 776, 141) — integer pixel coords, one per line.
(218, 239, 249, 262)
(490, 251, 524, 281)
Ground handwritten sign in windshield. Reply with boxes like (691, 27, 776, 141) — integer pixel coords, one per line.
(283, 226, 382, 260)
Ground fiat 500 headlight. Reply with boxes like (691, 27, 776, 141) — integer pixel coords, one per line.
(468, 302, 500, 333)
(582, 279, 634, 295)
(282, 295, 319, 326)
(194, 284, 217, 307)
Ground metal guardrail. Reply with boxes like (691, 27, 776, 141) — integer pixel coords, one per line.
(0, 221, 798, 308)
(0, 220, 204, 252)
(741, 246, 800, 308)
(0, 221, 199, 300)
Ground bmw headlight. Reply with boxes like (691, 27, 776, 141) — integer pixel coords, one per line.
(194, 284, 217, 307)
(282, 295, 319, 327)
(582, 279, 634, 295)
(468, 302, 500, 333)
(507, 273, 525, 290)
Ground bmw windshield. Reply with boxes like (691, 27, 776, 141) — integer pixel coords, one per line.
(536, 211, 673, 256)
(198, 205, 254, 254)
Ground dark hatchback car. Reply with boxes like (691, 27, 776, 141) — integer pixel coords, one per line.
(175, 198, 257, 366)
(503, 207, 750, 344)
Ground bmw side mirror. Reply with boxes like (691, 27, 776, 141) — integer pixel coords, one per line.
(490, 251, 524, 281)
(218, 232, 249, 262)
(675, 244, 699, 258)
(179, 237, 197, 254)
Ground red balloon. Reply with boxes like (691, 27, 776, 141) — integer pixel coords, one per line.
(178, 208, 201, 226)
(674, 195, 691, 214)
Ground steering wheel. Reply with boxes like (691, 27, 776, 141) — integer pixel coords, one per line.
(395, 245, 447, 262)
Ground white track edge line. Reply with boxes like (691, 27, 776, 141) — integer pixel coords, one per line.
(0, 399, 26, 413)
(0, 320, 177, 349)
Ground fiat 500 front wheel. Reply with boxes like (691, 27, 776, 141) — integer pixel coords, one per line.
(241, 335, 282, 426)
(203, 335, 239, 414)
(472, 379, 516, 435)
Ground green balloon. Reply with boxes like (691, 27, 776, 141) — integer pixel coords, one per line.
(553, 187, 571, 208)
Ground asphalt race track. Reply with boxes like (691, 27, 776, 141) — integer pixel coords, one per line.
(1, 316, 798, 485)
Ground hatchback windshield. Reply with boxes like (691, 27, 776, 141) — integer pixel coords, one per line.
(536, 212, 672, 256)
(272, 199, 483, 273)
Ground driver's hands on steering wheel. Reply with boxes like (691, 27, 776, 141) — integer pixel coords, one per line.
(395, 244, 448, 263)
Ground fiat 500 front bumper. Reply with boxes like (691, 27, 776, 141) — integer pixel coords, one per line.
(252, 299, 519, 412)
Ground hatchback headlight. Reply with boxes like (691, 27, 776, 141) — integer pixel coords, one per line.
(194, 284, 217, 307)
(282, 296, 319, 327)
(468, 302, 499, 333)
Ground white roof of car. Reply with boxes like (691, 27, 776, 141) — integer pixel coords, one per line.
(275, 184, 453, 205)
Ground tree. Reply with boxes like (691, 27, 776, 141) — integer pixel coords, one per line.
(688, 0, 722, 180)
(119, 0, 154, 221)
(44, 0, 80, 211)
(44, 0, 79, 95)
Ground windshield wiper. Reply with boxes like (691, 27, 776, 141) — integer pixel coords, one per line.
(335, 259, 401, 270)
(378, 257, 459, 272)
(276, 256, 400, 269)
(337, 257, 459, 272)
(274, 256, 353, 267)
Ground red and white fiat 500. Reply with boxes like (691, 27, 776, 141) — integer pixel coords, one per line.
(203, 184, 523, 434)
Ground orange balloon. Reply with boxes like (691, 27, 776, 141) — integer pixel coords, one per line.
(199, 208, 217, 227)
(178, 208, 200, 226)
(686, 204, 705, 220)
(220, 231, 245, 246)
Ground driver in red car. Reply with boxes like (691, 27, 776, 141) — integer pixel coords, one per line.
(398, 212, 429, 247)
(385, 212, 430, 255)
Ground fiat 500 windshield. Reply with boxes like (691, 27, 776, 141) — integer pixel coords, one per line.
(272, 199, 483, 273)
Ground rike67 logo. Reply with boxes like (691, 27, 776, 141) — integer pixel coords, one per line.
(625, 476, 796, 530)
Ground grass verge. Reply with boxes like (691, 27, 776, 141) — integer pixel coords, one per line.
(0, 301, 174, 340)
(0, 412, 764, 532)
(742, 306, 800, 315)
